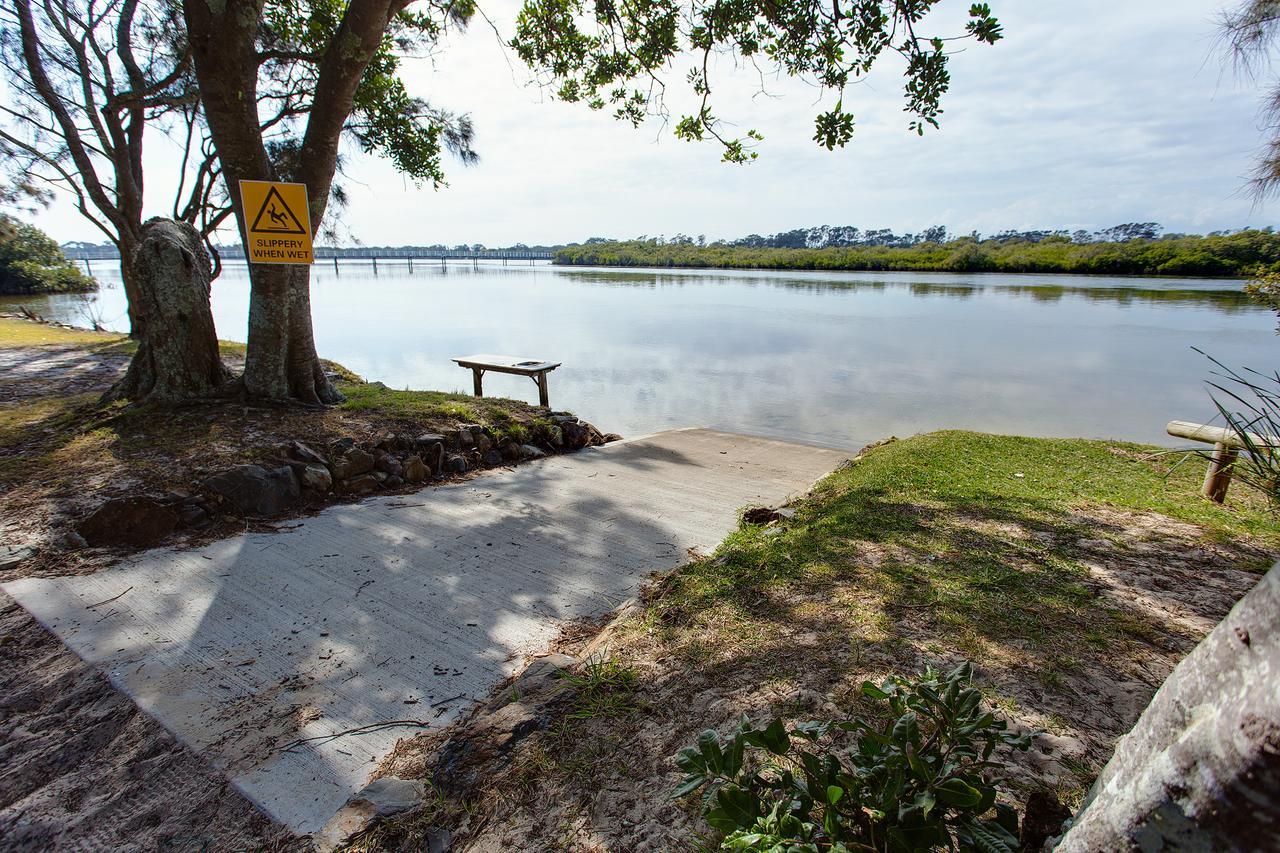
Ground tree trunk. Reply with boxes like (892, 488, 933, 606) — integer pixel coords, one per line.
(117, 231, 142, 337)
(1055, 563, 1280, 851)
(240, 264, 341, 404)
(105, 218, 230, 404)
(182, 0, 401, 406)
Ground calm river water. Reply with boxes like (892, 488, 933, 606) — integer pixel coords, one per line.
(8, 262, 1276, 449)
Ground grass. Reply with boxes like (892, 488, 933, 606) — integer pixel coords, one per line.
(651, 432, 1278, 661)
(560, 656, 640, 720)
(0, 315, 247, 361)
(0, 316, 127, 349)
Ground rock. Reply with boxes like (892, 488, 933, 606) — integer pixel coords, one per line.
(499, 438, 521, 461)
(298, 463, 333, 493)
(78, 496, 179, 547)
(434, 654, 576, 795)
(482, 450, 503, 467)
(329, 437, 355, 456)
(1022, 790, 1071, 851)
(548, 425, 564, 447)
(415, 437, 444, 473)
(0, 545, 38, 570)
(178, 504, 210, 529)
(585, 424, 605, 445)
(202, 465, 300, 516)
(414, 432, 445, 450)
(339, 474, 379, 495)
(519, 444, 546, 460)
(473, 430, 494, 454)
(58, 531, 89, 551)
(550, 414, 575, 425)
(561, 421, 588, 448)
(371, 471, 389, 484)
(289, 440, 327, 465)
(455, 428, 475, 449)
(314, 777, 426, 853)
(383, 475, 404, 489)
(743, 506, 794, 525)
(443, 454, 468, 474)
(374, 453, 403, 477)
(403, 455, 428, 483)
(602, 433, 623, 443)
(330, 448, 375, 480)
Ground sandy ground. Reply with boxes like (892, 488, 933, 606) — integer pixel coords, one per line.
(0, 591, 303, 851)
(0, 343, 301, 850)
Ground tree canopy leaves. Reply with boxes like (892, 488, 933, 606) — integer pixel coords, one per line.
(512, 0, 1002, 162)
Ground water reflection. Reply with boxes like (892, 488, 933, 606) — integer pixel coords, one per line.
(3, 263, 1271, 449)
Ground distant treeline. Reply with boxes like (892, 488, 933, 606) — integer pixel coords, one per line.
(556, 225, 1280, 277)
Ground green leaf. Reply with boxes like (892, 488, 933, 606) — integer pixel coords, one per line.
(861, 681, 890, 700)
(934, 777, 983, 808)
(670, 773, 706, 800)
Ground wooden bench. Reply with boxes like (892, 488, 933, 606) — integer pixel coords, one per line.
(452, 354, 561, 408)
(1167, 420, 1279, 503)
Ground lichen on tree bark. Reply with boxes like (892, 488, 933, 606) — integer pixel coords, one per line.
(105, 218, 230, 404)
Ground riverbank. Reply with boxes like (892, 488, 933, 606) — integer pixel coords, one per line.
(355, 431, 1278, 851)
(0, 315, 617, 852)
(0, 316, 614, 576)
(554, 230, 1280, 277)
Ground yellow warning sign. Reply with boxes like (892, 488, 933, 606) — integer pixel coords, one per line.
(239, 180, 314, 265)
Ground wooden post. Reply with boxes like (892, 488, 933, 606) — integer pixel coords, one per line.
(472, 367, 484, 398)
(333, 256, 339, 273)
(1202, 442, 1239, 503)
(536, 371, 549, 408)
(373, 257, 378, 275)
(408, 257, 413, 273)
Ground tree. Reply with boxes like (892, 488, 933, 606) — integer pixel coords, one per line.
(511, 0, 1003, 163)
(0, 213, 96, 295)
(0, 0, 226, 335)
(1056, 565, 1279, 850)
(181, 0, 476, 403)
(1222, 2, 1280, 195)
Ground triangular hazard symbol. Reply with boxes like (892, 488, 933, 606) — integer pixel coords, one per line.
(249, 187, 307, 235)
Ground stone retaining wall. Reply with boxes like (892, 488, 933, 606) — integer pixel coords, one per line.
(75, 415, 619, 549)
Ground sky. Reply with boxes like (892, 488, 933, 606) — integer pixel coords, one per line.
(34, 0, 1280, 246)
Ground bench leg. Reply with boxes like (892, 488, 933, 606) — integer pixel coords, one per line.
(537, 372, 549, 408)
(1202, 442, 1238, 503)
(472, 367, 483, 398)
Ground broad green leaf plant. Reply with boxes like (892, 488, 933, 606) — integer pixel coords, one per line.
(674, 662, 1032, 852)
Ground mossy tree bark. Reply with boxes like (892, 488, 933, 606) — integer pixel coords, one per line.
(105, 218, 229, 404)
(1056, 564, 1280, 849)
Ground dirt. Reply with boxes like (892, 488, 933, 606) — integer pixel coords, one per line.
(365, 505, 1274, 853)
(0, 345, 131, 404)
(0, 590, 304, 851)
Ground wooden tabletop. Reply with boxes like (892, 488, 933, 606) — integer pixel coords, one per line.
(451, 354, 561, 374)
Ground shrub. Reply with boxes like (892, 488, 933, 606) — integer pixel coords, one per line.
(0, 214, 96, 294)
(673, 662, 1032, 852)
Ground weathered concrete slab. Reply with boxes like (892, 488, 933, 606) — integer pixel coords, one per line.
(3, 429, 848, 834)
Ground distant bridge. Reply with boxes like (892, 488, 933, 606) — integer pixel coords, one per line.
(62, 245, 557, 268)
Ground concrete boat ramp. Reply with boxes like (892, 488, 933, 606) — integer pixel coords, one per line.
(3, 428, 848, 835)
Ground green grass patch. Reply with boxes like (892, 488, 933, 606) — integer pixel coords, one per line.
(652, 431, 1278, 659)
